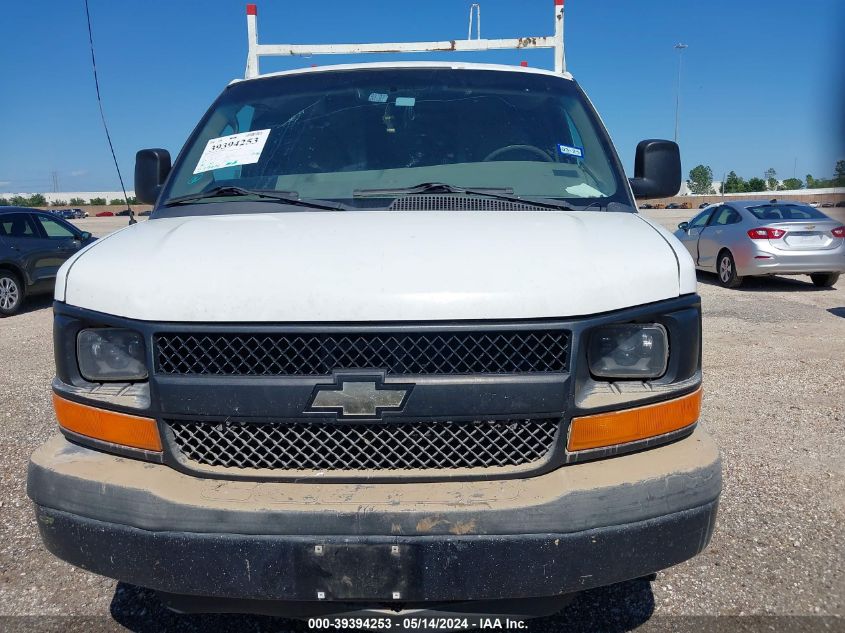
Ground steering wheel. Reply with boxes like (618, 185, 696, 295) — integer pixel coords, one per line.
(483, 144, 553, 162)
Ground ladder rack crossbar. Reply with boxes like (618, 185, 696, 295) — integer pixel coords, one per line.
(244, 2, 566, 79)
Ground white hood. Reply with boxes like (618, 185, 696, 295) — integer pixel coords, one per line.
(57, 210, 695, 322)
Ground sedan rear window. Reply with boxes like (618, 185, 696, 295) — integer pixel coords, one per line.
(747, 204, 826, 221)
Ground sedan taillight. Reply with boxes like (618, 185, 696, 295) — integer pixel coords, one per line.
(747, 227, 786, 240)
(832, 226, 845, 238)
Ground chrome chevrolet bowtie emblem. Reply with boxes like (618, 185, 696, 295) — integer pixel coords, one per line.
(307, 377, 411, 418)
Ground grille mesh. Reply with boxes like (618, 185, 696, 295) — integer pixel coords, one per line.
(389, 195, 544, 211)
(155, 330, 569, 376)
(168, 418, 559, 471)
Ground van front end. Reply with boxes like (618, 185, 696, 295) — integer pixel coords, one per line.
(29, 293, 719, 618)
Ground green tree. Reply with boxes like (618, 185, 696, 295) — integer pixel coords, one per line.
(89, 197, 107, 205)
(764, 168, 778, 191)
(807, 174, 832, 189)
(109, 198, 124, 205)
(687, 164, 714, 195)
(126, 196, 138, 205)
(69, 197, 86, 205)
(834, 160, 845, 186)
(746, 177, 766, 192)
(723, 171, 746, 193)
(0, 197, 9, 206)
(10, 195, 27, 206)
(26, 194, 47, 207)
(51, 199, 68, 206)
(781, 178, 803, 190)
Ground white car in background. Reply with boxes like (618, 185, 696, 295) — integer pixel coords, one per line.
(675, 200, 845, 288)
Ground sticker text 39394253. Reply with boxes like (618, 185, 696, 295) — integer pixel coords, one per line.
(193, 129, 272, 175)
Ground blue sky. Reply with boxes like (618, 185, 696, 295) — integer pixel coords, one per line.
(1, 0, 843, 192)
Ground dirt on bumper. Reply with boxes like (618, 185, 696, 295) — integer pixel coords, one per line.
(27, 428, 721, 602)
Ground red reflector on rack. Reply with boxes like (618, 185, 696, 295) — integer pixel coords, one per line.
(246, 4, 257, 16)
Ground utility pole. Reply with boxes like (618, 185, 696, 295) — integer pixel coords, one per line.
(51, 170, 59, 193)
(674, 43, 688, 144)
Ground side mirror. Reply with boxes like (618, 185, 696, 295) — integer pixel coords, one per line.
(678, 222, 689, 232)
(79, 231, 92, 241)
(135, 148, 172, 205)
(629, 140, 681, 199)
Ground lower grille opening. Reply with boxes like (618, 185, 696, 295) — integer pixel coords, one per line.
(168, 418, 560, 471)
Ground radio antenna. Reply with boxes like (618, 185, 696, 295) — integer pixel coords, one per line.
(83, 0, 134, 225)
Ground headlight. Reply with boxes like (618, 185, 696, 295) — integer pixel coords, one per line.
(77, 328, 148, 382)
(588, 324, 668, 379)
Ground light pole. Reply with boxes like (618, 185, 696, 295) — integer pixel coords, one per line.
(674, 43, 688, 144)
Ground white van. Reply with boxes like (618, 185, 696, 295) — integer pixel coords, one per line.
(29, 3, 720, 622)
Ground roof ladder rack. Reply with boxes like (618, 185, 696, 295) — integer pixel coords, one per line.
(244, 0, 567, 80)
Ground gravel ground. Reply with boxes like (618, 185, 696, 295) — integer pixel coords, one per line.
(0, 213, 843, 631)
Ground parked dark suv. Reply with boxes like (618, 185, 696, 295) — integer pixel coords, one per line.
(0, 207, 96, 315)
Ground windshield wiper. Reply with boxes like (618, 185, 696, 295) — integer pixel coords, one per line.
(164, 186, 345, 211)
(354, 182, 514, 196)
(353, 182, 579, 211)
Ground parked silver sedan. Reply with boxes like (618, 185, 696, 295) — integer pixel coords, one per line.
(674, 200, 845, 288)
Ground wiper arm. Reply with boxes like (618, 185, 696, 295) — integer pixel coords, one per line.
(354, 182, 579, 211)
(353, 182, 514, 196)
(164, 186, 344, 211)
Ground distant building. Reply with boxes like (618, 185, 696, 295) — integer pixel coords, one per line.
(678, 182, 723, 196)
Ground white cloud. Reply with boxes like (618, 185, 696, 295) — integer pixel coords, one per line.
(70, 170, 88, 177)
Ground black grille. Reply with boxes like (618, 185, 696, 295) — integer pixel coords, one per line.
(168, 418, 559, 471)
(155, 330, 569, 376)
(389, 195, 544, 211)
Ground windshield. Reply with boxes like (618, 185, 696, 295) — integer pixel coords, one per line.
(161, 68, 630, 210)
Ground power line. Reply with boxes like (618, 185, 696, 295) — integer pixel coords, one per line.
(83, 0, 134, 224)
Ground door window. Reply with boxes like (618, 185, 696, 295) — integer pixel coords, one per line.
(709, 206, 742, 226)
(0, 213, 38, 238)
(688, 209, 712, 229)
(34, 215, 78, 239)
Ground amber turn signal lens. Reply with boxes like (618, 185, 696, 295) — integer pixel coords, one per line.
(53, 393, 162, 452)
(568, 387, 702, 452)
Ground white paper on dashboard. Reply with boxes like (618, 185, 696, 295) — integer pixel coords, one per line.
(193, 129, 271, 174)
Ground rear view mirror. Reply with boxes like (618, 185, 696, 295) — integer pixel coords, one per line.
(629, 140, 681, 199)
(135, 148, 172, 205)
(678, 222, 689, 231)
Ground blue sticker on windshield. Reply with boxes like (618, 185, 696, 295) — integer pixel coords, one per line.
(558, 144, 584, 159)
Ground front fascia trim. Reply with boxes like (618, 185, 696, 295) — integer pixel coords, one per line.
(50, 294, 702, 481)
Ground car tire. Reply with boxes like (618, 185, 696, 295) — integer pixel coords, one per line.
(810, 272, 839, 288)
(717, 251, 742, 288)
(0, 271, 24, 316)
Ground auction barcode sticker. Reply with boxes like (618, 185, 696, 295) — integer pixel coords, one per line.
(193, 129, 271, 174)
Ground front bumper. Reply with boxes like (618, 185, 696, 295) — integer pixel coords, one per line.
(28, 429, 721, 605)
